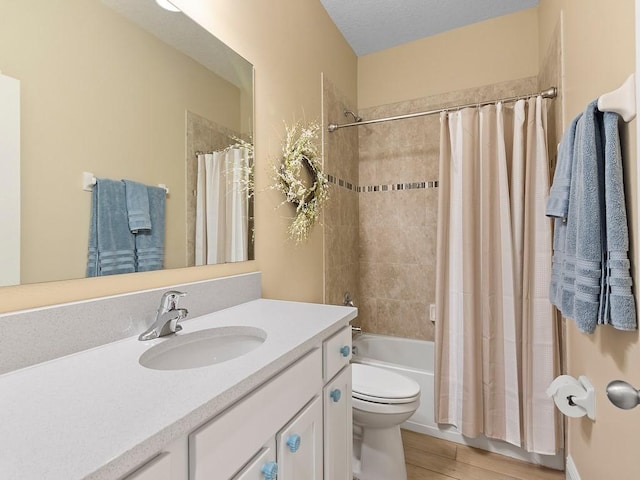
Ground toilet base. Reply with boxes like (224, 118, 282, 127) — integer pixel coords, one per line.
(353, 424, 407, 480)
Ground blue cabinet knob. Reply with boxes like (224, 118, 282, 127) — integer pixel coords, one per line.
(286, 433, 301, 453)
(340, 345, 350, 357)
(261, 461, 278, 480)
(330, 388, 342, 403)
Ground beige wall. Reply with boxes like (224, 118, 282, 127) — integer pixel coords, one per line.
(357, 8, 539, 109)
(0, 0, 357, 312)
(1, 0, 242, 284)
(538, 1, 639, 478)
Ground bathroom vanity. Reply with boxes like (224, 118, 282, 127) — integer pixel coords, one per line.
(0, 278, 356, 480)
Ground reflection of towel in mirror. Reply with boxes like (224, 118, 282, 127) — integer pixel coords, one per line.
(86, 179, 136, 276)
(135, 186, 165, 272)
(123, 180, 151, 233)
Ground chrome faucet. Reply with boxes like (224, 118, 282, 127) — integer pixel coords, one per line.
(138, 290, 189, 341)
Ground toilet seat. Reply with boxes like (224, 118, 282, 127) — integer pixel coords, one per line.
(353, 390, 420, 404)
(352, 364, 420, 404)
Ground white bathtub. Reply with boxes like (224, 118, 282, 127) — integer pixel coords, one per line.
(352, 333, 564, 470)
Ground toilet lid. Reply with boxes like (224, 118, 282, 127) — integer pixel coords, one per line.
(352, 364, 420, 403)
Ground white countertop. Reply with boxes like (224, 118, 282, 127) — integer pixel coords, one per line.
(0, 299, 356, 480)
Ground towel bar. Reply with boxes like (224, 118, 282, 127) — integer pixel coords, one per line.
(82, 171, 169, 195)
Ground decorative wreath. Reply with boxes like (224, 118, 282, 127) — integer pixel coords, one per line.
(273, 121, 329, 243)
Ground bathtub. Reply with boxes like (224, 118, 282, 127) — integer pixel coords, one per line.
(352, 333, 564, 470)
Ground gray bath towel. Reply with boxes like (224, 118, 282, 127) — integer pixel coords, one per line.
(123, 180, 152, 233)
(600, 112, 636, 330)
(86, 179, 136, 277)
(135, 186, 165, 272)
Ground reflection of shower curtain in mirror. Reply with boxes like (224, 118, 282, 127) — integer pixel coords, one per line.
(195, 148, 249, 265)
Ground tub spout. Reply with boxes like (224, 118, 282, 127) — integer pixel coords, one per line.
(343, 291, 356, 307)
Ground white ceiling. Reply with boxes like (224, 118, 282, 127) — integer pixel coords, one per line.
(320, 0, 539, 56)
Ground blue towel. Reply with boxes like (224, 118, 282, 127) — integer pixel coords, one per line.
(600, 112, 636, 330)
(123, 180, 151, 233)
(86, 179, 136, 277)
(546, 114, 581, 218)
(548, 101, 637, 333)
(548, 113, 581, 308)
(135, 186, 165, 272)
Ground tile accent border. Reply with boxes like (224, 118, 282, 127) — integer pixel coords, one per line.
(327, 174, 355, 191)
(327, 173, 438, 193)
(358, 180, 439, 192)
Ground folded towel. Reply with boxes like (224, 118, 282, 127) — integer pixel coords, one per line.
(135, 186, 165, 272)
(600, 111, 637, 330)
(86, 179, 136, 277)
(546, 114, 581, 218)
(123, 180, 152, 233)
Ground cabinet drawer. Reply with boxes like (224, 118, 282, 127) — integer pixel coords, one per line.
(189, 348, 322, 480)
(323, 327, 351, 381)
(232, 439, 276, 480)
(123, 452, 171, 480)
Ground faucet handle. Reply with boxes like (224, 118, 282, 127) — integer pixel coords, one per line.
(159, 290, 187, 310)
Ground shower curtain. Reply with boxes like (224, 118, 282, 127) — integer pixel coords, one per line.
(435, 97, 562, 455)
(195, 147, 249, 265)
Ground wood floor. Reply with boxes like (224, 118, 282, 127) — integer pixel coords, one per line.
(403, 430, 564, 480)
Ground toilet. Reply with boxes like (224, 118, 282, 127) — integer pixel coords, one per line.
(352, 363, 421, 480)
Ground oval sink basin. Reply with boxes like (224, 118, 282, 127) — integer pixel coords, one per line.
(139, 326, 267, 371)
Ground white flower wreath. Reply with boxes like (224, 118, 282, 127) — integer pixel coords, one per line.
(273, 121, 329, 243)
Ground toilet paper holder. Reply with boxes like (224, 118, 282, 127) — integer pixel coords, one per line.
(547, 375, 596, 420)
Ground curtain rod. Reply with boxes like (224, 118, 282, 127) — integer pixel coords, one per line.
(327, 86, 558, 133)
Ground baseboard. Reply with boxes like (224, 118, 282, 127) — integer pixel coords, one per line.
(566, 455, 581, 480)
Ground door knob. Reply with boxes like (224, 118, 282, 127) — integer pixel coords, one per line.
(606, 380, 640, 410)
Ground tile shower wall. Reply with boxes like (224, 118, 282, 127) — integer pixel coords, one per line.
(322, 75, 360, 310)
(358, 77, 539, 341)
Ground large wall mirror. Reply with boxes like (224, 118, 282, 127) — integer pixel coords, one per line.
(0, 0, 254, 287)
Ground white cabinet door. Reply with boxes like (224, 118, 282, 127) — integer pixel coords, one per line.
(324, 365, 352, 480)
(323, 327, 352, 381)
(233, 439, 277, 480)
(277, 396, 323, 480)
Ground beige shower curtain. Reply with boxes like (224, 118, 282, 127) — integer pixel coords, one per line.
(435, 97, 562, 455)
